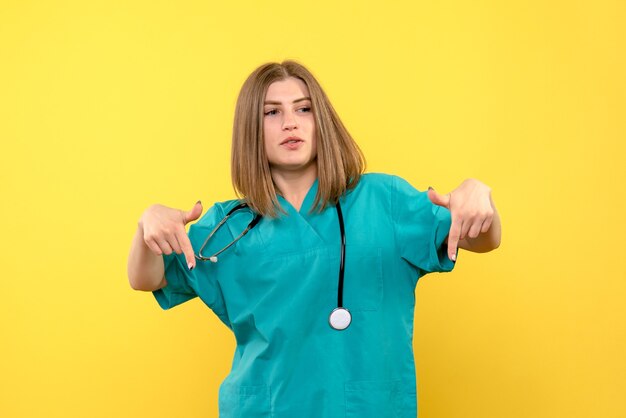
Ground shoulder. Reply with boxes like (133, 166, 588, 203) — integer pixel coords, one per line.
(352, 172, 395, 192)
(354, 173, 422, 196)
(358, 172, 395, 185)
(343, 173, 394, 204)
(344, 173, 414, 212)
(359, 173, 436, 216)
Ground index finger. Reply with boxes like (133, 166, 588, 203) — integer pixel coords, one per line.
(447, 217, 463, 262)
(175, 229, 196, 270)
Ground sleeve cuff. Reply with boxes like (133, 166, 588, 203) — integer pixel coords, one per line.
(429, 204, 457, 273)
(152, 252, 197, 310)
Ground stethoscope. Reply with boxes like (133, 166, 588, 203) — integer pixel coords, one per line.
(194, 201, 352, 331)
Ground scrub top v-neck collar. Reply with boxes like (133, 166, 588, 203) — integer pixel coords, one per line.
(276, 178, 319, 217)
(275, 178, 326, 245)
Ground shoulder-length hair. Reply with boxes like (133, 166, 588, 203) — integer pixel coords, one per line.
(231, 60, 366, 217)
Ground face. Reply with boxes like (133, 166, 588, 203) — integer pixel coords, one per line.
(263, 77, 317, 176)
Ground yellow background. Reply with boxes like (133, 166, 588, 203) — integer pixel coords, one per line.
(1, 0, 624, 417)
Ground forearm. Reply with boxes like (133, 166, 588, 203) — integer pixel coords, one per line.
(127, 224, 166, 291)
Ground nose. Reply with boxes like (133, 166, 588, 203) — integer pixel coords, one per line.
(282, 110, 297, 131)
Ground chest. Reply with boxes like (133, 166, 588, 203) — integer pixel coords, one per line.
(207, 199, 397, 328)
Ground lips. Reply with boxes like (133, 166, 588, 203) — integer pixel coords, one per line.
(280, 136, 303, 145)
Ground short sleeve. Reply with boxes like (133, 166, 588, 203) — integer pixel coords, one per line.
(152, 204, 227, 311)
(392, 175, 457, 276)
(152, 249, 198, 310)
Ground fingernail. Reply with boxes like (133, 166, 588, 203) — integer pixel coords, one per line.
(428, 186, 433, 191)
(196, 200, 201, 205)
(188, 262, 194, 270)
(450, 253, 456, 261)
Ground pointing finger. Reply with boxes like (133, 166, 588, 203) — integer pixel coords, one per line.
(447, 217, 463, 261)
(176, 229, 196, 271)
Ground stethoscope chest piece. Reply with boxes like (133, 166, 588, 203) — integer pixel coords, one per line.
(329, 307, 351, 331)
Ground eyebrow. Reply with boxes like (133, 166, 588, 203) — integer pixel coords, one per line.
(263, 97, 311, 105)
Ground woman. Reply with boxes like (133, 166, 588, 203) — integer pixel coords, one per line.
(127, 61, 501, 417)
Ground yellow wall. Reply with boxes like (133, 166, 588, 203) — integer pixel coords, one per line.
(1, 1, 624, 417)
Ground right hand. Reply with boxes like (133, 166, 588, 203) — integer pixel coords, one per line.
(139, 200, 203, 270)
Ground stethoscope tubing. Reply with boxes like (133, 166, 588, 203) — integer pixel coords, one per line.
(194, 200, 350, 330)
(335, 202, 346, 308)
(195, 203, 262, 262)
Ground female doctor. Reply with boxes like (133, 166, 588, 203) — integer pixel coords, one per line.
(127, 61, 501, 418)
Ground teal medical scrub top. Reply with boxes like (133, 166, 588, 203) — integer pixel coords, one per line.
(153, 173, 457, 418)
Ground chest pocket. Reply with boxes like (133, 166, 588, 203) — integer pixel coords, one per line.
(341, 245, 383, 312)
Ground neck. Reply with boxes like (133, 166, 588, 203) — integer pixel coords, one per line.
(271, 164, 318, 212)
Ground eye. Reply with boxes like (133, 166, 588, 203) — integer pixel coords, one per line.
(264, 109, 278, 116)
(297, 106, 311, 113)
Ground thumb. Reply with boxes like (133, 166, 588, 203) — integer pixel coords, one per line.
(427, 187, 450, 209)
(183, 200, 203, 224)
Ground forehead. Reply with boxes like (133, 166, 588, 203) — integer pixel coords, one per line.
(264, 77, 310, 101)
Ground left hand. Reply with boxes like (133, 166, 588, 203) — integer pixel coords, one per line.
(427, 179, 495, 261)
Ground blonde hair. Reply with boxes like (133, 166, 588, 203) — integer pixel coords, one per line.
(231, 60, 366, 217)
